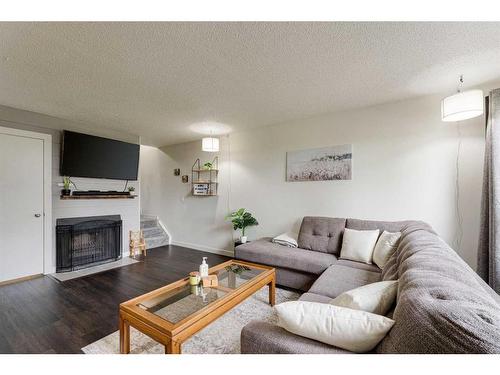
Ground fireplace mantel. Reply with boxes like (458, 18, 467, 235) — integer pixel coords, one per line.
(60, 195, 136, 200)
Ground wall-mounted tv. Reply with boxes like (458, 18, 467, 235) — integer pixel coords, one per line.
(60, 131, 139, 180)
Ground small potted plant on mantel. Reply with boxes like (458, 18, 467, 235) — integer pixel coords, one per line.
(226, 208, 259, 244)
(128, 186, 136, 196)
(61, 176, 72, 196)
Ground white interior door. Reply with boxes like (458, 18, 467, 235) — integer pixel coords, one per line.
(0, 132, 44, 283)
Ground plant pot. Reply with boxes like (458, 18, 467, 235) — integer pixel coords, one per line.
(240, 236, 248, 244)
(61, 189, 71, 196)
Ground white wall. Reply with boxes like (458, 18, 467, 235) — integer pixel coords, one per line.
(140, 141, 233, 256)
(140, 91, 487, 268)
(0, 105, 140, 273)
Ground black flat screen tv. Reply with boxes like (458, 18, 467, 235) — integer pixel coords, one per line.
(60, 130, 139, 180)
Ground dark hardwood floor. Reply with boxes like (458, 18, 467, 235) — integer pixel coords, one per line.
(0, 245, 230, 354)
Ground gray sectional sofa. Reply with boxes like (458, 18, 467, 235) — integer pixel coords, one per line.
(235, 216, 500, 354)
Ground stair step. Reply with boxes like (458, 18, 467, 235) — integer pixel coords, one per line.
(146, 235, 169, 249)
(142, 227, 164, 237)
(140, 216, 157, 221)
(140, 220, 158, 229)
(140, 214, 170, 248)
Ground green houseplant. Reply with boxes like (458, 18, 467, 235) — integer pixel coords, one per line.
(225, 208, 258, 243)
(61, 176, 72, 196)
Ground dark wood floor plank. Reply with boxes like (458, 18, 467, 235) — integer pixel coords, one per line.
(0, 245, 230, 354)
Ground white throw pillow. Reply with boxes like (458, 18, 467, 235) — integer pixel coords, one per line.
(372, 231, 401, 268)
(330, 280, 399, 315)
(272, 232, 298, 248)
(340, 228, 380, 264)
(275, 301, 395, 353)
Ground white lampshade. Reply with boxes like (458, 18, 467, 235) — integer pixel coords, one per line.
(441, 89, 484, 122)
(202, 137, 219, 152)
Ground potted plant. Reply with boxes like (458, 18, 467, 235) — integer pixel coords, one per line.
(61, 176, 72, 196)
(128, 186, 136, 196)
(225, 208, 258, 244)
(202, 161, 213, 170)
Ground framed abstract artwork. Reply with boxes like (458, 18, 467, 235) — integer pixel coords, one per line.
(286, 144, 352, 181)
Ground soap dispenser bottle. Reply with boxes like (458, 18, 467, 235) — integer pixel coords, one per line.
(199, 257, 209, 278)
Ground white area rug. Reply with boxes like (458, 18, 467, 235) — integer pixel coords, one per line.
(82, 286, 299, 354)
(49, 257, 140, 282)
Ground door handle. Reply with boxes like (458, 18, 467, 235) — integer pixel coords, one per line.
(34, 213, 41, 218)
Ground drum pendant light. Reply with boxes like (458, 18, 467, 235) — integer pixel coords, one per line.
(441, 75, 484, 122)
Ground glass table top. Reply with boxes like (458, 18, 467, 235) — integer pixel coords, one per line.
(136, 262, 266, 324)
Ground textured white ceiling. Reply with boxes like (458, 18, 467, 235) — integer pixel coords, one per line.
(1, 22, 500, 146)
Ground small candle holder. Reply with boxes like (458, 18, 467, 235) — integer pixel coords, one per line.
(189, 271, 201, 285)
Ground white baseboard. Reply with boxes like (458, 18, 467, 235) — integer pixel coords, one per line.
(171, 240, 234, 257)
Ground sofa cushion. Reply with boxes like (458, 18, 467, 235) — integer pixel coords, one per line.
(275, 267, 317, 292)
(241, 321, 352, 354)
(346, 218, 424, 234)
(298, 216, 346, 255)
(335, 259, 381, 273)
(235, 237, 336, 275)
(308, 264, 381, 299)
(299, 292, 332, 304)
(376, 224, 500, 353)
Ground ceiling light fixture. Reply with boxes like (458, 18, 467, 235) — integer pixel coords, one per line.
(441, 75, 484, 122)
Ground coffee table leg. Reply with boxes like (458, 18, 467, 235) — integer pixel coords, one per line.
(269, 276, 276, 306)
(119, 313, 130, 354)
(166, 338, 181, 354)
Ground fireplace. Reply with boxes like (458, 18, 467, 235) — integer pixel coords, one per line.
(56, 215, 122, 272)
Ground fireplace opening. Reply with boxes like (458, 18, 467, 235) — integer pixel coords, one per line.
(56, 215, 122, 272)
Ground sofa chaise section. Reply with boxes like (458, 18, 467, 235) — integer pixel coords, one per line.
(241, 321, 351, 354)
(307, 263, 381, 299)
(235, 237, 337, 291)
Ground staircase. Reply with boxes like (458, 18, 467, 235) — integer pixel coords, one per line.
(140, 215, 170, 249)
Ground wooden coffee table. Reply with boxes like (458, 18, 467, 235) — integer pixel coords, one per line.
(119, 259, 275, 354)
